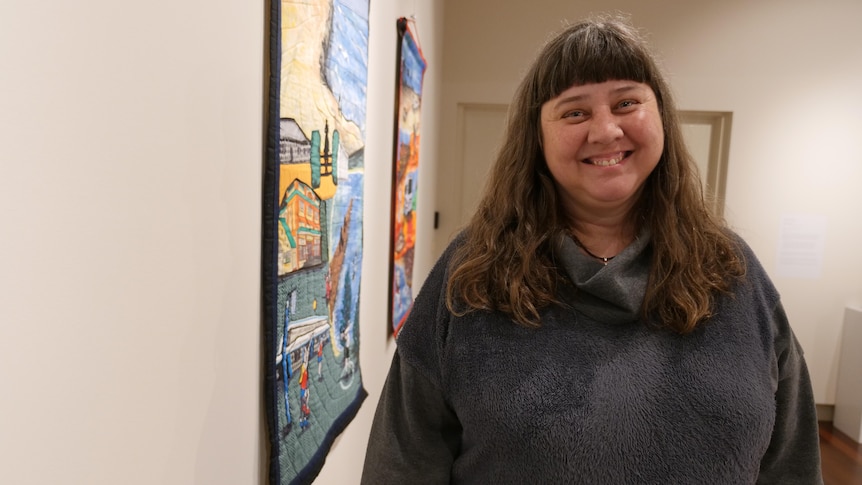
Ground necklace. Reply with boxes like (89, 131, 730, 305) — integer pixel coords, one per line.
(571, 236, 616, 265)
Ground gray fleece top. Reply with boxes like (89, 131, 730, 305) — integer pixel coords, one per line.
(362, 232, 823, 484)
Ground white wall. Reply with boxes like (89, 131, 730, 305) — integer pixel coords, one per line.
(0, 0, 442, 483)
(437, 0, 862, 405)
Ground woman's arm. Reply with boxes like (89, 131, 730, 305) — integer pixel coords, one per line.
(361, 352, 461, 484)
(757, 303, 823, 484)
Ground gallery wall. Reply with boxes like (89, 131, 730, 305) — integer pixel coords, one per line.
(0, 0, 442, 483)
(436, 0, 862, 405)
(0, 1, 267, 482)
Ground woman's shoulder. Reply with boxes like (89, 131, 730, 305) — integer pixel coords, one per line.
(393, 232, 466, 385)
(723, 229, 781, 305)
(724, 230, 767, 275)
(419, 230, 467, 291)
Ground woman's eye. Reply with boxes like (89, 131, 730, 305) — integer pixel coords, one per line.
(562, 110, 585, 119)
(618, 100, 637, 109)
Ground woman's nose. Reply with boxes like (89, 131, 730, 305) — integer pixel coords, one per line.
(587, 110, 623, 145)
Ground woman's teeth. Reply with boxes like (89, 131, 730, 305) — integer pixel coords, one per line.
(589, 154, 625, 167)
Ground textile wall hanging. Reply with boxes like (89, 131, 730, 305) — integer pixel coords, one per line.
(389, 17, 427, 337)
(263, 0, 368, 483)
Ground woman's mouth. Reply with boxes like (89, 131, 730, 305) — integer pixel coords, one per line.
(584, 151, 630, 167)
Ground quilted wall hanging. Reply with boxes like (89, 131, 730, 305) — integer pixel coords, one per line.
(262, 0, 368, 483)
(389, 17, 426, 337)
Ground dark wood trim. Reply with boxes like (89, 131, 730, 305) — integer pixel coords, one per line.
(820, 421, 862, 485)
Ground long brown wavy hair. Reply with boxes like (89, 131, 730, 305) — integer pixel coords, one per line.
(445, 16, 745, 334)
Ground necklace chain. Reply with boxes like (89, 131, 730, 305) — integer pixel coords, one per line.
(571, 235, 615, 265)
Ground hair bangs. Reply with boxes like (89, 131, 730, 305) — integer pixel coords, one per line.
(540, 23, 653, 104)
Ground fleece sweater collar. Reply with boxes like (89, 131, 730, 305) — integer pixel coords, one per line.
(557, 229, 652, 325)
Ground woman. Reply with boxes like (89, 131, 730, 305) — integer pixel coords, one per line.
(362, 16, 822, 484)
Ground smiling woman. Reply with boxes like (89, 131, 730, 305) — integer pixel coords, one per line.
(540, 80, 664, 254)
(362, 15, 824, 484)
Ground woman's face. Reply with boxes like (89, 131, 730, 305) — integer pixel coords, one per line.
(540, 80, 664, 221)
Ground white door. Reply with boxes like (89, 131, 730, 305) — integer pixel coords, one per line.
(455, 103, 509, 226)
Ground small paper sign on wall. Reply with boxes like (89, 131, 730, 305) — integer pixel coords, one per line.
(776, 214, 827, 279)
